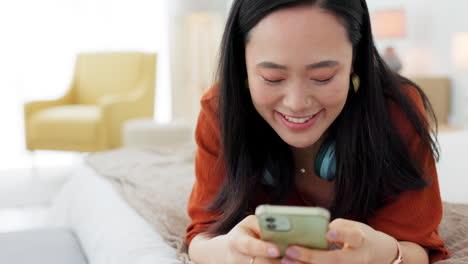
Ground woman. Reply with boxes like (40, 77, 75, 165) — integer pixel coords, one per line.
(186, 0, 449, 263)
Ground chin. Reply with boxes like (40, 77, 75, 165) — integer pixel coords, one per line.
(282, 135, 319, 149)
(288, 141, 316, 149)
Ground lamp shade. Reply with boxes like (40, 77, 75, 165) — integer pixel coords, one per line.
(371, 9, 406, 39)
(453, 32, 468, 71)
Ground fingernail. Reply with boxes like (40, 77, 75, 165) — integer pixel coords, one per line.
(267, 247, 279, 257)
(281, 258, 295, 264)
(285, 247, 300, 258)
(327, 230, 338, 240)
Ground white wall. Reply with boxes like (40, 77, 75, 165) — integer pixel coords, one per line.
(367, 0, 468, 125)
(0, 0, 170, 120)
(0, 0, 170, 158)
(167, 0, 227, 123)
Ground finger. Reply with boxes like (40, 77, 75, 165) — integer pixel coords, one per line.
(248, 256, 282, 264)
(232, 215, 281, 258)
(233, 232, 281, 258)
(328, 219, 365, 248)
(239, 215, 262, 237)
(328, 218, 358, 230)
(283, 245, 351, 264)
(327, 228, 364, 248)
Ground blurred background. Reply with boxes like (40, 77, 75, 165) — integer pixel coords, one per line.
(0, 0, 466, 233)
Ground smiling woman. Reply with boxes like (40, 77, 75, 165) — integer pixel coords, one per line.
(185, 1, 449, 264)
(246, 6, 351, 149)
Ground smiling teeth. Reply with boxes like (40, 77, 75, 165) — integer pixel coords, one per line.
(284, 115, 314, 124)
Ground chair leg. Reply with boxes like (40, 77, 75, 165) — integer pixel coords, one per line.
(78, 151, 89, 160)
(28, 150, 39, 179)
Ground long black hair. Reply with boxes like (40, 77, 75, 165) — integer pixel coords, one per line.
(205, 0, 439, 236)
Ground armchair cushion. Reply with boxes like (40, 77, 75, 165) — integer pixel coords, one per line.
(30, 105, 102, 144)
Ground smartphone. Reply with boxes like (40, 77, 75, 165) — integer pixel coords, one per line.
(255, 204, 330, 257)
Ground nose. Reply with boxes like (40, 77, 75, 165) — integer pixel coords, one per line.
(282, 84, 314, 114)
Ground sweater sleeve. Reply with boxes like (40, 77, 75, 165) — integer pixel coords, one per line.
(185, 86, 225, 246)
(367, 86, 450, 263)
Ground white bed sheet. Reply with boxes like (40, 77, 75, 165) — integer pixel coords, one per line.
(437, 130, 468, 204)
(48, 165, 180, 264)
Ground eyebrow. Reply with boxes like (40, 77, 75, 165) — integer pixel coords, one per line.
(257, 60, 339, 70)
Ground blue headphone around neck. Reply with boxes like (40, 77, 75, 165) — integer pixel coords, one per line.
(262, 138, 337, 184)
(313, 138, 337, 181)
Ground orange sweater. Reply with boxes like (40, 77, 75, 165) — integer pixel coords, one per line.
(186, 84, 450, 263)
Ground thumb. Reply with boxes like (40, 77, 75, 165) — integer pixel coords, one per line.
(328, 219, 365, 248)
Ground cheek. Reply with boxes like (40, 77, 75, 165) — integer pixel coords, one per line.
(319, 80, 349, 109)
(249, 85, 277, 107)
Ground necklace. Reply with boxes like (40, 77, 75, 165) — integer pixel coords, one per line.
(299, 168, 306, 174)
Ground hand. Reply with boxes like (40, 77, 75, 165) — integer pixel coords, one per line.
(223, 215, 282, 264)
(281, 218, 398, 264)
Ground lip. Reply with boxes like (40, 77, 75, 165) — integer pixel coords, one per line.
(281, 113, 315, 119)
(276, 110, 323, 131)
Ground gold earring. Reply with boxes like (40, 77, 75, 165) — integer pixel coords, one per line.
(352, 73, 360, 93)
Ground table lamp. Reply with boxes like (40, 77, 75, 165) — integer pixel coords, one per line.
(452, 32, 468, 126)
(453, 32, 468, 72)
(371, 9, 407, 72)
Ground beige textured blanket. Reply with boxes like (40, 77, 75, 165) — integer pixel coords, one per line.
(87, 146, 468, 264)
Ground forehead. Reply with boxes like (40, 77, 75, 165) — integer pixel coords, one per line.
(246, 5, 351, 62)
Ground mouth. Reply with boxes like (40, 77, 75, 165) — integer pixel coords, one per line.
(278, 111, 322, 124)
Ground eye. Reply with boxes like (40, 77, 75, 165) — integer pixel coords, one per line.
(313, 76, 334, 84)
(262, 77, 284, 84)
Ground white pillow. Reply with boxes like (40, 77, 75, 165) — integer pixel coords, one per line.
(49, 165, 180, 264)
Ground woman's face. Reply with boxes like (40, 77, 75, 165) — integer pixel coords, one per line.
(245, 5, 353, 149)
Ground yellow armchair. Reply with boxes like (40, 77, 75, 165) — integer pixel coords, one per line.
(24, 52, 157, 152)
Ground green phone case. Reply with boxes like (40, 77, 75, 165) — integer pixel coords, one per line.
(255, 205, 330, 257)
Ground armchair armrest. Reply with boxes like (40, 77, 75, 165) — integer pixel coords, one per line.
(99, 87, 152, 148)
(99, 90, 143, 117)
(24, 85, 75, 117)
(98, 79, 148, 107)
(23, 85, 76, 150)
(98, 91, 140, 106)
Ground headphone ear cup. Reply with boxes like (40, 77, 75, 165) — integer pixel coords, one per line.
(314, 139, 337, 181)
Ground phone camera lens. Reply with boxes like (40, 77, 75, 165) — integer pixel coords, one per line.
(266, 217, 275, 223)
(266, 224, 276, 230)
